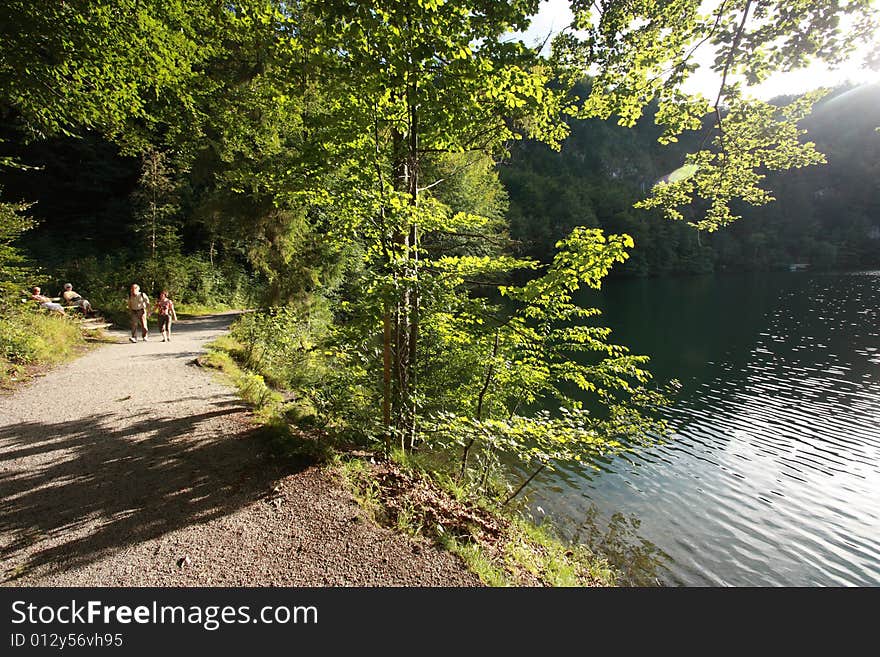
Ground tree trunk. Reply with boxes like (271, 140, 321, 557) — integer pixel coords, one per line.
(476, 331, 500, 421)
(382, 304, 392, 447)
(380, 34, 422, 449)
(459, 436, 476, 481)
(387, 65, 421, 448)
(503, 464, 546, 506)
(406, 105, 419, 449)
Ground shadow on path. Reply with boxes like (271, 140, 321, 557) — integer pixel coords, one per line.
(165, 312, 243, 333)
(0, 400, 307, 582)
(111, 311, 242, 341)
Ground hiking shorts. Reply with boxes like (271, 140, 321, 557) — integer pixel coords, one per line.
(130, 309, 147, 336)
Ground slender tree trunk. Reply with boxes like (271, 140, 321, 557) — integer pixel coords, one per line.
(459, 436, 476, 482)
(381, 25, 422, 449)
(151, 200, 156, 260)
(383, 304, 392, 446)
(480, 449, 495, 490)
(388, 65, 421, 447)
(406, 99, 419, 449)
(476, 331, 500, 421)
(374, 102, 394, 447)
(459, 333, 501, 481)
(149, 151, 157, 260)
(503, 464, 546, 506)
(391, 126, 410, 449)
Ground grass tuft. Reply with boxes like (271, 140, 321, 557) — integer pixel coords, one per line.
(0, 310, 85, 387)
(202, 334, 335, 463)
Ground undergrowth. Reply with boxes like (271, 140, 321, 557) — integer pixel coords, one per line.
(0, 308, 85, 387)
(201, 333, 333, 463)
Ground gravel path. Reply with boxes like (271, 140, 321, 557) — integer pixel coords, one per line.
(0, 313, 480, 586)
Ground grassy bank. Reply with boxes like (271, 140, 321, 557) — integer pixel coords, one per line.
(0, 308, 88, 388)
(336, 452, 617, 586)
(202, 331, 626, 587)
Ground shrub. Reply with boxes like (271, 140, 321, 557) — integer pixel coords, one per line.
(47, 253, 259, 325)
(231, 303, 331, 392)
(0, 306, 84, 385)
(0, 313, 42, 363)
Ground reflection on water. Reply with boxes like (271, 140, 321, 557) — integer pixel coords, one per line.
(529, 271, 880, 586)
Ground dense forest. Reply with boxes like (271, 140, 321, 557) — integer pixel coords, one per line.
(502, 82, 880, 275)
(5, 82, 879, 285)
(2, 1, 878, 508)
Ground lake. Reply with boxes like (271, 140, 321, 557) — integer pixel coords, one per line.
(528, 271, 880, 586)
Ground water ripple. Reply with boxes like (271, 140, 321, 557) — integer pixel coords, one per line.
(537, 272, 880, 586)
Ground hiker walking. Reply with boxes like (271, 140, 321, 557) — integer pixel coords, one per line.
(127, 283, 150, 342)
(152, 290, 178, 342)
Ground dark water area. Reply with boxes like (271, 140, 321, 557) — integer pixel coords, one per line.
(528, 271, 880, 586)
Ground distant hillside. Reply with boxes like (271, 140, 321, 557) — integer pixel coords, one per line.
(501, 83, 880, 275)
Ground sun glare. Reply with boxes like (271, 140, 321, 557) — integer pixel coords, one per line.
(520, 0, 880, 100)
(751, 50, 880, 100)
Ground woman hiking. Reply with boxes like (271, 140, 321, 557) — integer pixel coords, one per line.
(152, 290, 178, 342)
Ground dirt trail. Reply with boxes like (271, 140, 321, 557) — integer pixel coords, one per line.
(0, 313, 479, 586)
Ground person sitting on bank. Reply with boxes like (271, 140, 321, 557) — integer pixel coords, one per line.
(29, 286, 66, 315)
(60, 283, 93, 316)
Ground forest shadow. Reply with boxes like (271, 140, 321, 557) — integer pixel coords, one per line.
(170, 313, 243, 332)
(0, 402, 310, 581)
(127, 351, 204, 362)
(112, 312, 241, 340)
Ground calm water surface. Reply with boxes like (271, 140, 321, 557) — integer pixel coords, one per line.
(530, 271, 880, 586)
